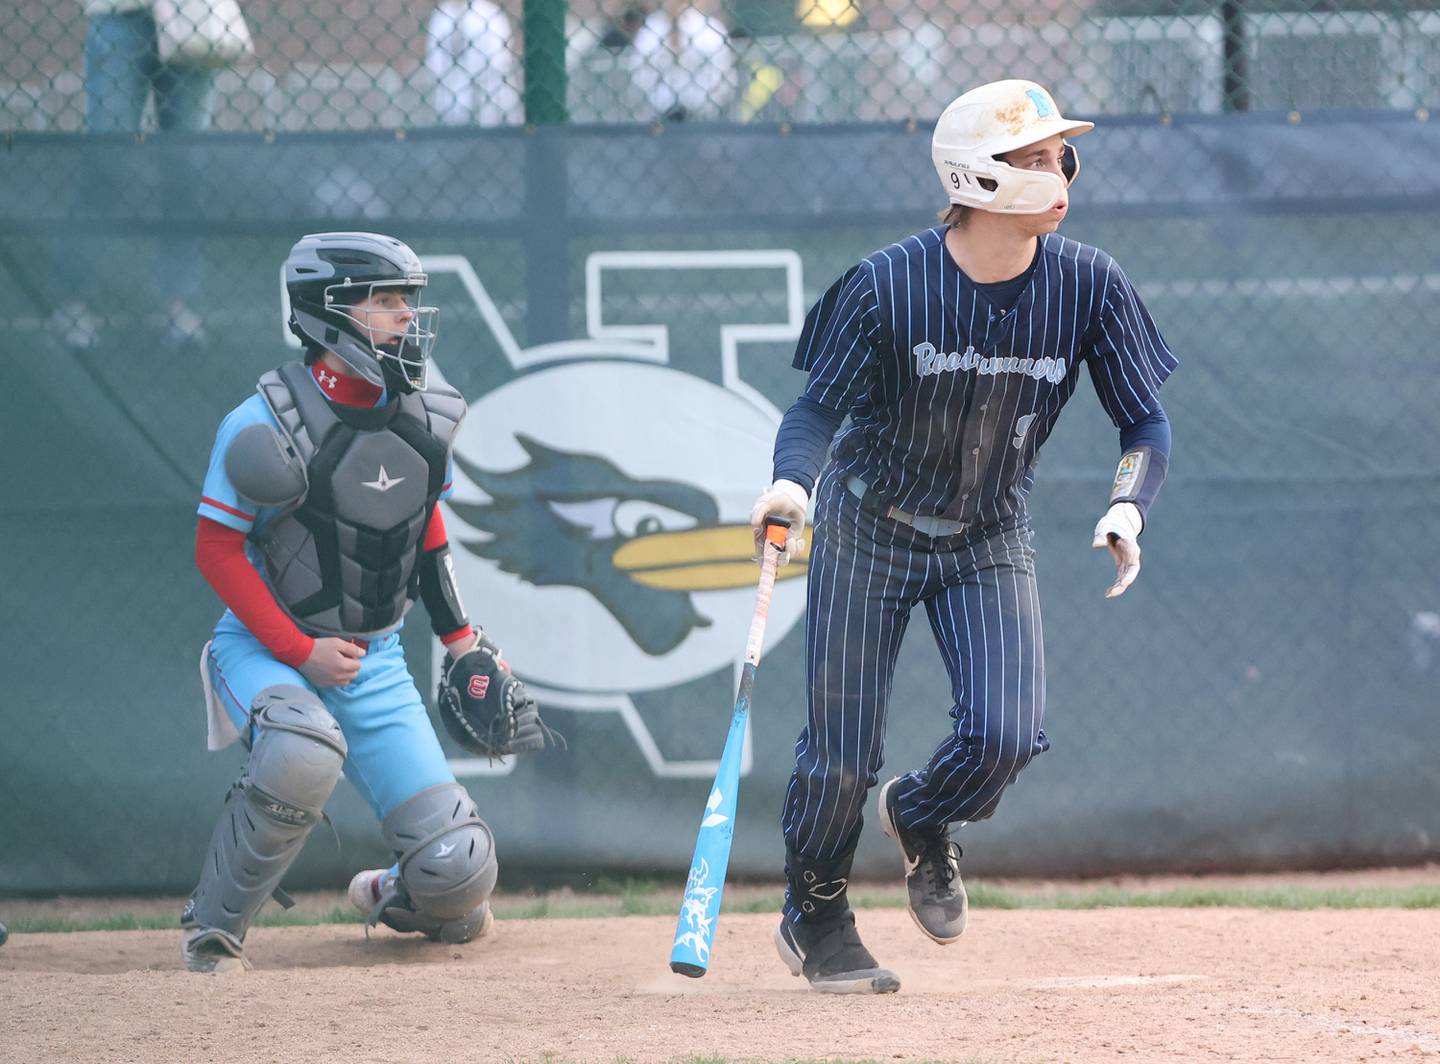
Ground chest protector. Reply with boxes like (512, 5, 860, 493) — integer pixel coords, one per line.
(254, 362, 467, 638)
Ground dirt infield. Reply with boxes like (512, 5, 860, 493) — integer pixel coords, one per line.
(4, 904, 1439, 1063)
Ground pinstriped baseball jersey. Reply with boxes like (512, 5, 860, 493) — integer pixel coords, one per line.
(796, 227, 1177, 524)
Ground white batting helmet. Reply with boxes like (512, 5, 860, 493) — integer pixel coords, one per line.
(932, 80, 1095, 215)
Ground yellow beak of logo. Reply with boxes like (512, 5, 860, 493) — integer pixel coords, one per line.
(610, 525, 807, 591)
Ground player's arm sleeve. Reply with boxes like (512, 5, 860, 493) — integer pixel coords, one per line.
(1112, 404, 1171, 522)
(1084, 263, 1179, 428)
(418, 505, 474, 649)
(772, 396, 847, 495)
(194, 518, 315, 668)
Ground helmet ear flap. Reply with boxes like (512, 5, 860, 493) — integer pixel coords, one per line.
(1061, 142, 1080, 185)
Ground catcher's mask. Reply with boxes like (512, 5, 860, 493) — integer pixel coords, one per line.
(285, 231, 439, 394)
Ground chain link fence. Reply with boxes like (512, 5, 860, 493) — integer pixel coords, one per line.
(3, 1, 1438, 133)
(2, 2, 1439, 892)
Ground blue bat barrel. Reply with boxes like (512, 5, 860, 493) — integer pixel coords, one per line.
(668, 664, 755, 977)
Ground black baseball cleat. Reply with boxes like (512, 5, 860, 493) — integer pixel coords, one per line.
(774, 911, 901, 994)
(877, 776, 968, 944)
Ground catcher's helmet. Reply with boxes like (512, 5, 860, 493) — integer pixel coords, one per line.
(932, 80, 1094, 215)
(284, 232, 438, 394)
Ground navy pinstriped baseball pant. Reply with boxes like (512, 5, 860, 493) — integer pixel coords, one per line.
(781, 465, 1049, 871)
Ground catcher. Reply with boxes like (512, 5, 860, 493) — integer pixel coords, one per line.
(183, 231, 555, 973)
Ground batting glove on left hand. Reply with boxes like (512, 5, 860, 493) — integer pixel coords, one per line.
(749, 479, 808, 565)
(1092, 502, 1143, 599)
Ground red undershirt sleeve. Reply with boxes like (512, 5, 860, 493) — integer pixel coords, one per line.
(195, 517, 314, 669)
(422, 504, 449, 551)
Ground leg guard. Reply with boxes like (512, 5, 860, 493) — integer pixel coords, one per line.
(182, 685, 347, 941)
(784, 848, 855, 923)
(372, 782, 497, 943)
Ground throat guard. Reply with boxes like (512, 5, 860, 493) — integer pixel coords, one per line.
(253, 361, 466, 637)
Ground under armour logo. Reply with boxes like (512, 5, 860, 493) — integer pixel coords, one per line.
(362, 465, 405, 492)
(435, 841, 456, 858)
(317, 370, 338, 390)
(1013, 413, 1037, 450)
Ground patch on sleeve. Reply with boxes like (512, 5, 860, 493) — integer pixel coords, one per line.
(1110, 450, 1148, 502)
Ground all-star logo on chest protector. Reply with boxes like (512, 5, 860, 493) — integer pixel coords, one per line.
(363, 465, 405, 492)
(253, 362, 466, 637)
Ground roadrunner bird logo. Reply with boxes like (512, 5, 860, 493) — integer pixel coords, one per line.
(449, 437, 721, 656)
(415, 249, 812, 778)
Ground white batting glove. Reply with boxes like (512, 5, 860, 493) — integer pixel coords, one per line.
(749, 479, 809, 566)
(1091, 502, 1143, 599)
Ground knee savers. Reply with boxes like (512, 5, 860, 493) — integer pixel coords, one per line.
(183, 686, 347, 939)
(382, 782, 497, 922)
(246, 687, 348, 823)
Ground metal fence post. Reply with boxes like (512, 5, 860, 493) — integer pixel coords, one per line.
(522, 0, 570, 346)
(524, 0, 569, 125)
(1222, 0, 1250, 113)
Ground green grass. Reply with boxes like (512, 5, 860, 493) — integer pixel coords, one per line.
(8, 881, 1438, 934)
(5, 906, 366, 935)
(1000, 883, 1440, 911)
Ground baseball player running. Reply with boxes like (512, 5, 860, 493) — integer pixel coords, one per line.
(182, 232, 552, 972)
(753, 80, 1176, 993)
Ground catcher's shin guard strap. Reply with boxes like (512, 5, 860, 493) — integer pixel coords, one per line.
(183, 687, 347, 940)
(382, 782, 497, 923)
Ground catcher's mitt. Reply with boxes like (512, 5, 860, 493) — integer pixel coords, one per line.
(437, 635, 560, 758)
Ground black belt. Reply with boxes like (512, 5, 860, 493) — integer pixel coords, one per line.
(301, 632, 371, 651)
(845, 475, 970, 537)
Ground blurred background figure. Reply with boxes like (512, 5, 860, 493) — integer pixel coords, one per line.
(51, 0, 250, 353)
(733, 0, 863, 123)
(568, 2, 652, 122)
(84, 0, 217, 133)
(1409, 611, 1440, 673)
(630, 0, 735, 122)
(599, 3, 650, 50)
(425, 0, 522, 127)
(796, 0, 859, 31)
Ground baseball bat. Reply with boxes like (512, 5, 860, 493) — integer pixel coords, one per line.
(669, 515, 792, 978)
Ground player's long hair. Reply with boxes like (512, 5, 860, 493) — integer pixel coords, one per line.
(939, 203, 976, 227)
